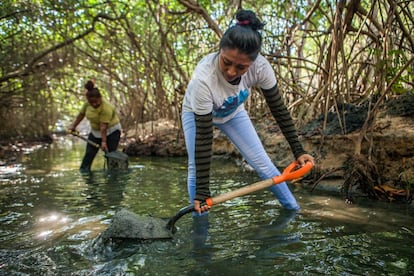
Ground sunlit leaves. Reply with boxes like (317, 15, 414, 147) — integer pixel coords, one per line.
(0, 0, 413, 139)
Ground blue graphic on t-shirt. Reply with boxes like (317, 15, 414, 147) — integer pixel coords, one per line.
(213, 89, 249, 118)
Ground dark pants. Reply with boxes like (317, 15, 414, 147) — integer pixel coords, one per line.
(80, 130, 121, 172)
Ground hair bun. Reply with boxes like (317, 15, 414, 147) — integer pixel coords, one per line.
(84, 80, 95, 91)
(236, 9, 265, 31)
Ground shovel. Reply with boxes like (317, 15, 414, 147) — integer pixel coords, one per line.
(69, 130, 128, 170)
(166, 160, 313, 231)
(99, 160, 313, 242)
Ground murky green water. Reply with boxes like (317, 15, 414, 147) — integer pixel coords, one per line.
(1, 137, 413, 275)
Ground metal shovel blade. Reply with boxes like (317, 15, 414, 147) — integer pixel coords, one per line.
(99, 209, 173, 242)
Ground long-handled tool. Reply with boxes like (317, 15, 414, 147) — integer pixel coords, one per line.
(69, 130, 128, 170)
(99, 160, 313, 241)
(166, 160, 313, 231)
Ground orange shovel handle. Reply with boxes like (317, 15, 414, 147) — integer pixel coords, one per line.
(272, 160, 313, 184)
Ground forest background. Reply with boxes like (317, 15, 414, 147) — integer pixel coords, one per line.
(2, 0, 413, 139)
(1, 0, 413, 199)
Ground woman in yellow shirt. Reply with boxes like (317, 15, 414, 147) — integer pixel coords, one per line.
(69, 80, 122, 173)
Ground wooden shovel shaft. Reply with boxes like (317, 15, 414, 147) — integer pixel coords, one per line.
(78, 135, 100, 148)
(70, 131, 100, 148)
(206, 178, 274, 206)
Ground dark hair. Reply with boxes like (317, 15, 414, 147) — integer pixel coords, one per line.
(219, 10, 265, 61)
(84, 80, 95, 91)
(86, 87, 101, 99)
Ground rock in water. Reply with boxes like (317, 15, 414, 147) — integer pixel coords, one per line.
(100, 209, 173, 242)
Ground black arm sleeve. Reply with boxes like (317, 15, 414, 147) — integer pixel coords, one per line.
(194, 112, 213, 201)
(261, 84, 307, 159)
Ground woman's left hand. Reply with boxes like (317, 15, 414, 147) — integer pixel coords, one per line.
(297, 153, 315, 166)
(101, 141, 108, 152)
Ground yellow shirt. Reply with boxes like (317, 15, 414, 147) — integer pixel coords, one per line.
(81, 99, 120, 131)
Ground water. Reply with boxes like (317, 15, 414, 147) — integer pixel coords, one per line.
(0, 137, 413, 275)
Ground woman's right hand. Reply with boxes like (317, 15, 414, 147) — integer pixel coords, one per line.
(194, 200, 211, 214)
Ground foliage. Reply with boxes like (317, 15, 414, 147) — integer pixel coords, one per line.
(0, 0, 413, 141)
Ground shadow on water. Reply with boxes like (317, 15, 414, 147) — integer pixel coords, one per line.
(0, 140, 413, 275)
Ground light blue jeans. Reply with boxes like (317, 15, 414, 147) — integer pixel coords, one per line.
(182, 110, 300, 211)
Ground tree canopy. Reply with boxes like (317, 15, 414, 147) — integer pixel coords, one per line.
(1, 0, 413, 141)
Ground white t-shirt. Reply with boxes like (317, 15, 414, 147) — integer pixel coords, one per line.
(182, 52, 277, 124)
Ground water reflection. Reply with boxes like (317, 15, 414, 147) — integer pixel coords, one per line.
(36, 212, 71, 239)
(81, 171, 129, 209)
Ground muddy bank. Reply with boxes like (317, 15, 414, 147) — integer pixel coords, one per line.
(123, 93, 414, 202)
(0, 136, 53, 166)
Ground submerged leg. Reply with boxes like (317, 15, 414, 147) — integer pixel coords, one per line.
(80, 133, 100, 173)
(215, 110, 300, 211)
